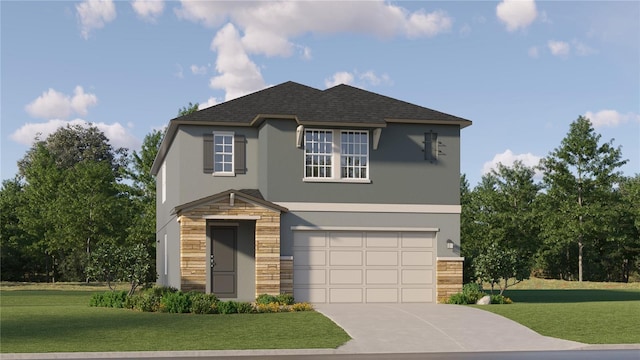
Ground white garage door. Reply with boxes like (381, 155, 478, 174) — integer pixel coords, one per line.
(293, 230, 436, 303)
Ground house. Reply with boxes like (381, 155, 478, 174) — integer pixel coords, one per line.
(151, 81, 471, 303)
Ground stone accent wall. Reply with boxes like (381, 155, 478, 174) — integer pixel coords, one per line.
(178, 198, 281, 296)
(436, 258, 464, 303)
(280, 257, 293, 295)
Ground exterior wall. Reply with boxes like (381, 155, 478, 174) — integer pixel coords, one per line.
(436, 258, 464, 303)
(176, 197, 281, 299)
(258, 120, 461, 205)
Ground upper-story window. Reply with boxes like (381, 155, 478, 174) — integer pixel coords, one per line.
(304, 129, 369, 182)
(214, 132, 234, 174)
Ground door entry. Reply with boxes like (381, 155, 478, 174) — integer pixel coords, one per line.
(211, 227, 237, 298)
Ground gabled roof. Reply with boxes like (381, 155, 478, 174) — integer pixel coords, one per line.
(172, 189, 288, 215)
(152, 81, 472, 175)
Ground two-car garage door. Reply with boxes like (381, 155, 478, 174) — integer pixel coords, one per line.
(293, 230, 436, 303)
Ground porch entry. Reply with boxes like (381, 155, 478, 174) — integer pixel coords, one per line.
(210, 226, 237, 298)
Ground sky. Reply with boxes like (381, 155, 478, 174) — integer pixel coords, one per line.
(1, 0, 639, 187)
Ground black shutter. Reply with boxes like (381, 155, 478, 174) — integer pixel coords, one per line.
(234, 135, 246, 174)
(203, 133, 214, 173)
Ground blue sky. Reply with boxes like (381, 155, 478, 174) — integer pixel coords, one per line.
(2, 1, 638, 186)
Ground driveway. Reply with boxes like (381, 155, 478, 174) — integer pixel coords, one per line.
(315, 303, 585, 353)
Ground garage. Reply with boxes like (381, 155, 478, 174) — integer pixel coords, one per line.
(292, 230, 436, 303)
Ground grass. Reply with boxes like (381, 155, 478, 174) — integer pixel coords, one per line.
(473, 279, 640, 344)
(0, 287, 351, 353)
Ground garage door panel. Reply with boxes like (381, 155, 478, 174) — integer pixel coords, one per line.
(330, 269, 363, 285)
(366, 269, 398, 284)
(402, 251, 433, 266)
(365, 232, 399, 247)
(366, 251, 398, 266)
(294, 230, 435, 303)
(330, 251, 362, 266)
(366, 288, 399, 303)
(295, 232, 326, 247)
(294, 269, 326, 285)
(329, 233, 362, 247)
(294, 250, 326, 266)
(294, 288, 326, 303)
(401, 232, 434, 248)
(402, 288, 433, 302)
(402, 269, 433, 285)
(330, 288, 363, 303)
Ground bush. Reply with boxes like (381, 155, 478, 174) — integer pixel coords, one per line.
(150, 286, 178, 297)
(255, 302, 282, 313)
(490, 294, 513, 304)
(276, 293, 295, 305)
(190, 293, 219, 314)
(290, 302, 313, 312)
(89, 291, 127, 308)
(160, 291, 191, 313)
(446, 292, 468, 305)
(446, 283, 487, 305)
(237, 302, 254, 314)
(256, 294, 279, 305)
(217, 300, 239, 314)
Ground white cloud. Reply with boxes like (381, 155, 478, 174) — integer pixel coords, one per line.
(174, 64, 184, 79)
(76, 0, 116, 39)
(198, 97, 218, 110)
(572, 40, 596, 56)
(209, 23, 267, 101)
(25, 86, 98, 120)
(459, 24, 471, 37)
(131, 0, 164, 22)
(482, 149, 542, 175)
(325, 72, 355, 88)
(585, 110, 640, 128)
(10, 119, 140, 150)
(548, 40, 570, 57)
(190, 64, 207, 75)
(496, 0, 537, 32)
(175, 1, 452, 101)
(528, 46, 539, 58)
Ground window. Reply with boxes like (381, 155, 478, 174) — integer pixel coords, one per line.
(214, 132, 234, 175)
(161, 161, 166, 203)
(304, 129, 369, 182)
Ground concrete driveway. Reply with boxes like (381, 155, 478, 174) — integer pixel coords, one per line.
(315, 303, 585, 353)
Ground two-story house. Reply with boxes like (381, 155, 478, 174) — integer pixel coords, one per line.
(151, 81, 471, 303)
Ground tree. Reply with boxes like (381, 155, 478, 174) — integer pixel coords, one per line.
(463, 162, 541, 286)
(17, 125, 129, 281)
(475, 242, 528, 295)
(177, 102, 199, 117)
(538, 116, 627, 281)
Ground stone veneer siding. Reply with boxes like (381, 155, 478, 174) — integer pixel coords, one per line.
(436, 258, 464, 303)
(280, 257, 293, 295)
(178, 198, 281, 297)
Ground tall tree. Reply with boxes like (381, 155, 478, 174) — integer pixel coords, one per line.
(538, 116, 627, 281)
(177, 102, 199, 117)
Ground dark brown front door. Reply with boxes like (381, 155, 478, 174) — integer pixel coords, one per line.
(211, 227, 237, 298)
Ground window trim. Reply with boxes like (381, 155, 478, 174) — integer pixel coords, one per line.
(303, 128, 371, 183)
(213, 131, 235, 176)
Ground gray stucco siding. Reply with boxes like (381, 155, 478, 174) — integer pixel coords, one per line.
(258, 120, 461, 205)
(279, 211, 461, 258)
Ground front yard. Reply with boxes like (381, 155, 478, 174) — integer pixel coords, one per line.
(0, 286, 350, 353)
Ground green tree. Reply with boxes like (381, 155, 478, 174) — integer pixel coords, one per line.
(177, 102, 199, 117)
(475, 242, 527, 295)
(538, 116, 627, 281)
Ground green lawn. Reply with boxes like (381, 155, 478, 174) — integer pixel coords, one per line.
(0, 290, 350, 353)
(474, 288, 640, 344)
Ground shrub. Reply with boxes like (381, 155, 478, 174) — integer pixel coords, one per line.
(490, 294, 513, 304)
(89, 291, 127, 308)
(89, 292, 105, 307)
(150, 286, 178, 297)
(255, 302, 282, 313)
(256, 294, 279, 305)
(136, 293, 161, 312)
(237, 302, 254, 314)
(160, 291, 192, 313)
(461, 283, 484, 304)
(276, 293, 295, 305)
(446, 292, 468, 305)
(190, 293, 219, 314)
(217, 300, 239, 314)
(290, 302, 314, 312)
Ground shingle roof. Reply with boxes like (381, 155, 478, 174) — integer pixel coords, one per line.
(172, 81, 472, 126)
(172, 189, 287, 215)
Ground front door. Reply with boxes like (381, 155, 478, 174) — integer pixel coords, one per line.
(211, 227, 237, 298)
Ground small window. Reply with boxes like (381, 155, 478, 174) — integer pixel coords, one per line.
(213, 132, 234, 175)
(161, 161, 166, 203)
(304, 129, 369, 182)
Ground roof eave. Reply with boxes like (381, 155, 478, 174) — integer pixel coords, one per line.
(385, 118, 473, 129)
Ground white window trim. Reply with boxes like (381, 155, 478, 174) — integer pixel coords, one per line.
(303, 129, 371, 183)
(161, 161, 166, 204)
(163, 234, 168, 276)
(213, 131, 235, 176)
